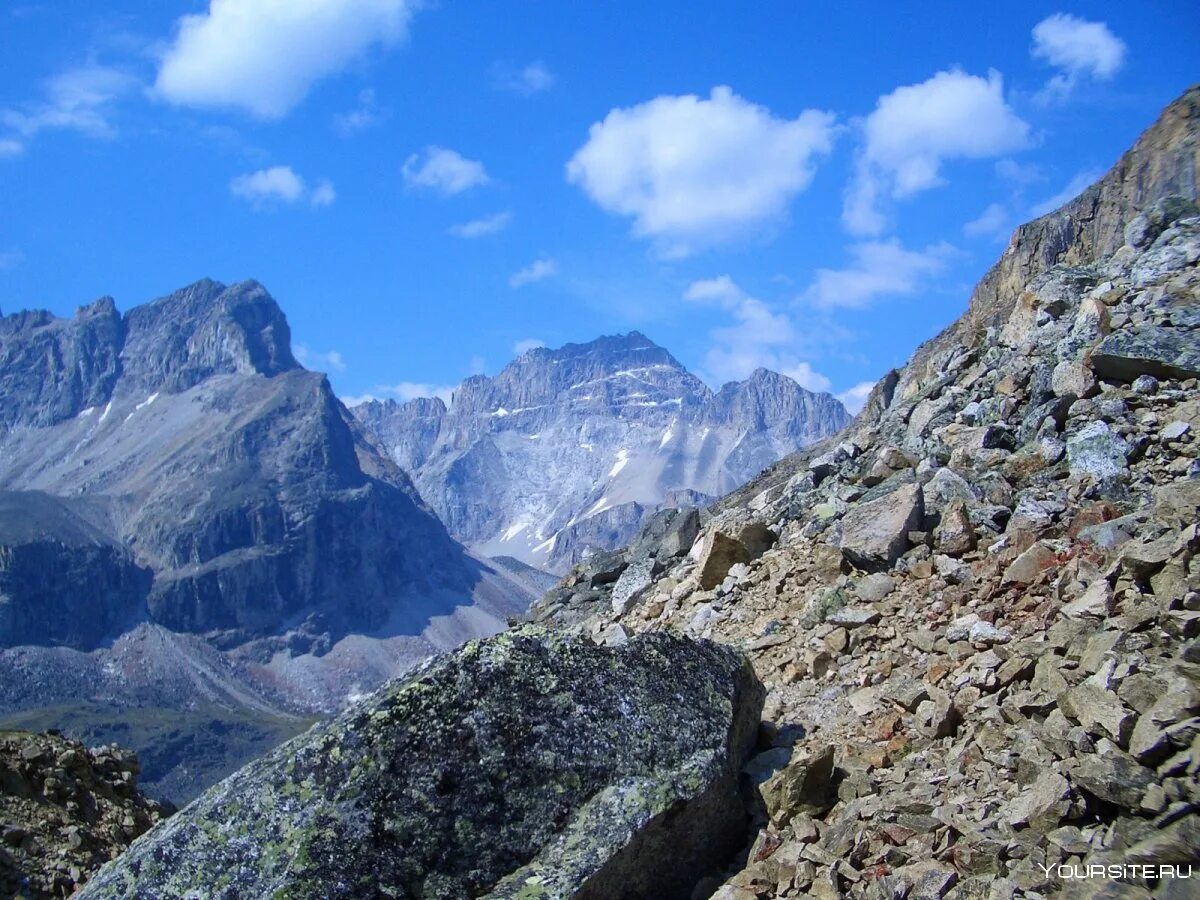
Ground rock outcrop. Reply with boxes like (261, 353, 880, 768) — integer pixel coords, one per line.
(532, 86, 1200, 897)
(353, 336, 849, 571)
(79, 627, 764, 899)
(0, 731, 168, 898)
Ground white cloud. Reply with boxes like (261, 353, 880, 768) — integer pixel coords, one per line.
(493, 61, 555, 96)
(567, 86, 837, 257)
(310, 178, 337, 208)
(403, 146, 489, 195)
(0, 248, 24, 269)
(1032, 13, 1126, 101)
(379, 381, 455, 403)
(513, 338, 545, 355)
(1028, 169, 1102, 218)
(684, 276, 831, 392)
(995, 158, 1044, 187)
(229, 165, 336, 209)
(334, 87, 384, 136)
(154, 0, 418, 120)
(844, 69, 1031, 235)
(509, 257, 557, 288)
(342, 380, 456, 406)
(449, 210, 512, 238)
(805, 240, 953, 310)
(293, 344, 346, 372)
(963, 202, 1012, 241)
(836, 381, 877, 415)
(1, 65, 136, 152)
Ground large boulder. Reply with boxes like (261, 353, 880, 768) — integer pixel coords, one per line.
(79, 627, 764, 900)
(840, 482, 924, 571)
(697, 531, 753, 590)
(1089, 325, 1200, 382)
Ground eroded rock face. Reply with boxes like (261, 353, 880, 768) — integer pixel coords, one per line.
(79, 627, 764, 900)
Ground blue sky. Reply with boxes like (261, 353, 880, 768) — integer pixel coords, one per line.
(1, 2, 1196, 412)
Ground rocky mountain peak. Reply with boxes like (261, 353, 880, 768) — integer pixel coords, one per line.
(119, 278, 298, 394)
(354, 332, 849, 572)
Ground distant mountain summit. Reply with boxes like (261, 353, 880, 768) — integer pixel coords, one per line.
(353, 332, 849, 570)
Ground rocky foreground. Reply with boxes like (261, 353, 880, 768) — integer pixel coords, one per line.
(533, 87, 1200, 897)
(77, 628, 763, 899)
(0, 732, 168, 898)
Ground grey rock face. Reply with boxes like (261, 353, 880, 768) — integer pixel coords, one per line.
(80, 627, 764, 900)
(0, 297, 123, 429)
(354, 337, 848, 571)
(0, 493, 150, 650)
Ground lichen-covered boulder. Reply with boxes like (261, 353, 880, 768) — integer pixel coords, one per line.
(78, 627, 764, 899)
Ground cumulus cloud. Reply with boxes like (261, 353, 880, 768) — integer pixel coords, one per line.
(512, 338, 545, 355)
(963, 202, 1012, 241)
(403, 146, 489, 195)
(450, 210, 512, 238)
(836, 381, 877, 415)
(1032, 13, 1126, 101)
(493, 61, 555, 96)
(293, 344, 346, 372)
(229, 165, 336, 209)
(334, 87, 384, 136)
(844, 69, 1031, 235)
(154, 0, 417, 119)
(567, 86, 837, 257)
(509, 258, 557, 288)
(1028, 168, 1103, 218)
(1, 65, 136, 154)
(684, 276, 832, 392)
(805, 240, 954, 310)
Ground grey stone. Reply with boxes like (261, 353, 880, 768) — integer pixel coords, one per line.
(1132, 374, 1160, 395)
(826, 607, 881, 628)
(1161, 420, 1191, 441)
(609, 556, 655, 615)
(840, 483, 924, 572)
(1071, 740, 1156, 810)
(1067, 421, 1129, 480)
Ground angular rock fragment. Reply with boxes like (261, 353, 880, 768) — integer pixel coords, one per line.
(839, 483, 924, 572)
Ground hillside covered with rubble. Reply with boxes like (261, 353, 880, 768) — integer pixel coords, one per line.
(533, 86, 1200, 898)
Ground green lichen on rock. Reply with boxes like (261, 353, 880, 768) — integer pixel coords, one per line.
(78, 626, 763, 899)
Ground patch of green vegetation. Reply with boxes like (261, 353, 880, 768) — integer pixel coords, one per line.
(0, 701, 316, 807)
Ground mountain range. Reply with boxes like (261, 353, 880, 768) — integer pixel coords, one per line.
(352, 332, 849, 572)
(0, 279, 543, 800)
